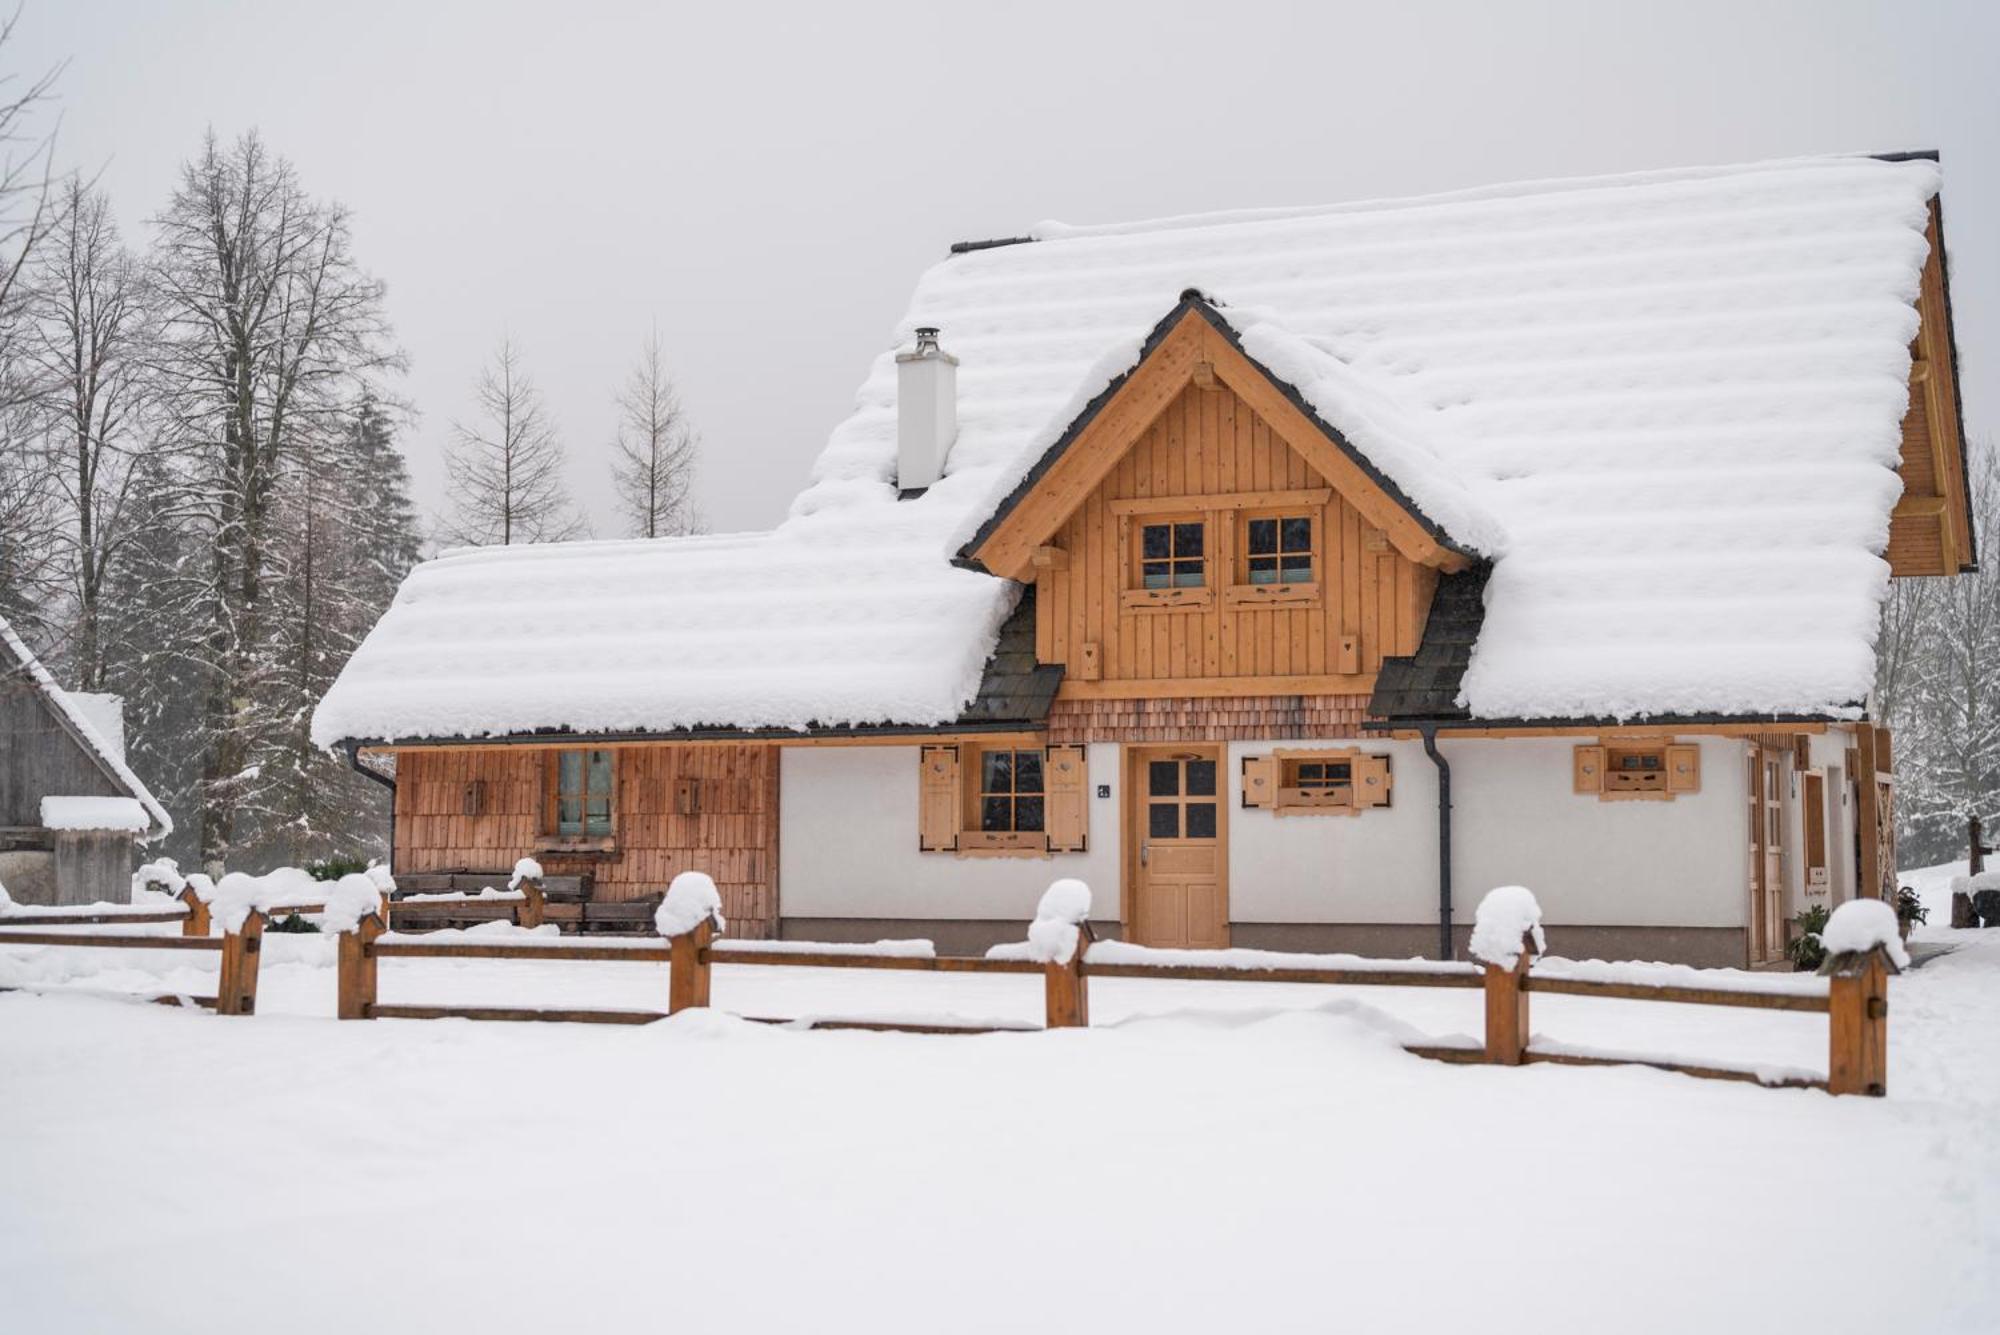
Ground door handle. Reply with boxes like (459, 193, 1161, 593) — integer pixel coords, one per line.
(1140, 843, 1150, 866)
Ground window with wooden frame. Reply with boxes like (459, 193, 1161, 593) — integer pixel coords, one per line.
(1122, 517, 1211, 611)
(1227, 511, 1320, 607)
(919, 742, 1087, 855)
(543, 748, 616, 844)
(1241, 748, 1391, 815)
(1572, 741, 1699, 801)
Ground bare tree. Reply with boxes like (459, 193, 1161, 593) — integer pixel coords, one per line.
(148, 129, 402, 866)
(444, 336, 581, 545)
(610, 326, 700, 538)
(26, 180, 151, 689)
(0, 10, 67, 655)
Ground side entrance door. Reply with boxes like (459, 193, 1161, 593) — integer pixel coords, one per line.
(1128, 746, 1228, 948)
(1747, 745, 1788, 965)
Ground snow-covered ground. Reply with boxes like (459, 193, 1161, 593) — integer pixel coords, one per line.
(3, 919, 1996, 1333)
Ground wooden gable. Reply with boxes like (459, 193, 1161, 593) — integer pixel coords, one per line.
(1887, 198, 1976, 577)
(967, 303, 1456, 700)
(966, 299, 1473, 585)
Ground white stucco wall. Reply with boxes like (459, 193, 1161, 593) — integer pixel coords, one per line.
(1227, 736, 1749, 928)
(784, 735, 1754, 931)
(779, 744, 1122, 923)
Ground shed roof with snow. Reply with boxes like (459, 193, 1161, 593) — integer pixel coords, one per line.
(314, 153, 1958, 746)
(0, 618, 171, 839)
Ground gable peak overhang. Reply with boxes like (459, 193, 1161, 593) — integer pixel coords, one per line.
(958, 291, 1488, 583)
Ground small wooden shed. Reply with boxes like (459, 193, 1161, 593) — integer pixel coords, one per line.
(0, 619, 171, 906)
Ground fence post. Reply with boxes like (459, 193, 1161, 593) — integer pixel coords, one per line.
(1481, 930, 1535, 1065)
(667, 919, 714, 1014)
(1826, 945, 1892, 1097)
(178, 885, 211, 938)
(337, 911, 386, 1020)
(515, 877, 546, 929)
(1044, 948, 1089, 1029)
(216, 910, 266, 1016)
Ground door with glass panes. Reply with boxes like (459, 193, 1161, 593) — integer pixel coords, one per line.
(1129, 745, 1228, 948)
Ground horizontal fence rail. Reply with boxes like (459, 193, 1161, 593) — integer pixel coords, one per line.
(0, 886, 264, 1015)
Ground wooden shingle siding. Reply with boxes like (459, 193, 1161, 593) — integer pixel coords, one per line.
(1037, 378, 1433, 697)
(391, 744, 780, 938)
(1046, 694, 1369, 744)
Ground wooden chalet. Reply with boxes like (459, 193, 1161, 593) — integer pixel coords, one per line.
(315, 153, 1974, 966)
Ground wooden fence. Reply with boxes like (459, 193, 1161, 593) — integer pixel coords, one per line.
(324, 905, 1897, 1097)
(0, 886, 267, 1015)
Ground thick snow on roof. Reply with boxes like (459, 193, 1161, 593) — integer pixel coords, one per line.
(39, 796, 148, 832)
(802, 153, 1941, 720)
(0, 618, 171, 839)
(320, 154, 1942, 742)
(311, 527, 1015, 745)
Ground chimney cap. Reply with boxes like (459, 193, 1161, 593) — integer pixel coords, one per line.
(897, 325, 957, 365)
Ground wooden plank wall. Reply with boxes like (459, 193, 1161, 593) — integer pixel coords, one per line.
(1886, 202, 1972, 577)
(0, 680, 123, 830)
(392, 745, 780, 938)
(1036, 379, 1432, 691)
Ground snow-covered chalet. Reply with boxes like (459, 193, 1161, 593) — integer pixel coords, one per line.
(314, 153, 1975, 967)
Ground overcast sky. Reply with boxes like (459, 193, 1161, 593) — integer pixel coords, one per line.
(16, 0, 1996, 538)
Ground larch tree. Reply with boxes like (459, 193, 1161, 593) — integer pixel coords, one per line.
(610, 327, 701, 538)
(25, 180, 152, 690)
(444, 337, 581, 545)
(147, 129, 401, 868)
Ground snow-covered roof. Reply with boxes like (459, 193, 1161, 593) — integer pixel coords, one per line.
(310, 529, 1016, 745)
(317, 153, 1945, 743)
(40, 796, 149, 833)
(0, 618, 172, 839)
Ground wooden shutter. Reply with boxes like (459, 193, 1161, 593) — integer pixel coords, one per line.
(1802, 771, 1828, 888)
(1573, 745, 1606, 795)
(1792, 735, 1812, 772)
(1665, 744, 1701, 794)
(1044, 745, 1088, 853)
(1353, 754, 1393, 808)
(919, 745, 961, 852)
(1241, 755, 1278, 809)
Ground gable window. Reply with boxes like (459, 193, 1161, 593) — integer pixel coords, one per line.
(1241, 748, 1391, 815)
(1247, 516, 1314, 584)
(545, 748, 615, 842)
(1121, 516, 1212, 611)
(1228, 511, 1321, 607)
(920, 743, 1088, 855)
(1141, 521, 1205, 588)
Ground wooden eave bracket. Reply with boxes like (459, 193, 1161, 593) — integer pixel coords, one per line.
(967, 304, 1474, 582)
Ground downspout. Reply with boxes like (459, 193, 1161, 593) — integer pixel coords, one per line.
(343, 741, 398, 873)
(1421, 725, 1453, 960)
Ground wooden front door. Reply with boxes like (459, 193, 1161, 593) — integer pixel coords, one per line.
(1748, 746, 1788, 965)
(1128, 746, 1227, 948)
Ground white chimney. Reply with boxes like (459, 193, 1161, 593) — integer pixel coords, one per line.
(896, 326, 958, 493)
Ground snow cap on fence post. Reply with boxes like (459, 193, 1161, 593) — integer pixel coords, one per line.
(508, 857, 543, 892)
(1469, 886, 1545, 971)
(322, 872, 386, 936)
(656, 871, 726, 938)
(1817, 898, 1908, 974)
(1027, 878, 1092, 966)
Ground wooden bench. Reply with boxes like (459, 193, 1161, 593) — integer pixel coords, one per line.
(383, 872, 664, 935)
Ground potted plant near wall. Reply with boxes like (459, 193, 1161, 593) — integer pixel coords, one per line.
(1787, 904, 1830, 972)
(1894, 885, 1929, 942)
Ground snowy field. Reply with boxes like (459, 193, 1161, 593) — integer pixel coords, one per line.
(3, 907, 1997, 1333)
